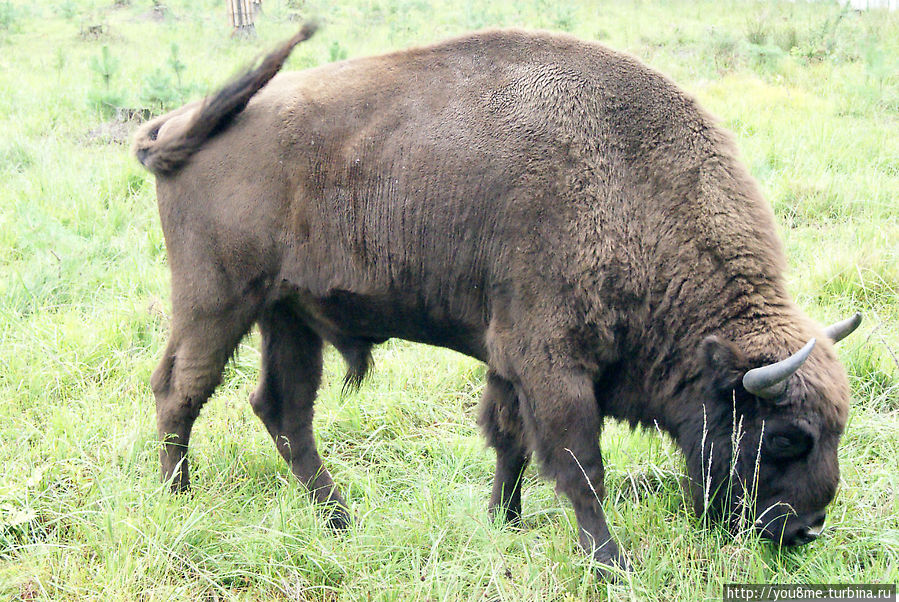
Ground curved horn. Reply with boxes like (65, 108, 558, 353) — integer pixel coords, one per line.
(823, 312, 862, 344)
(742, 338, 816, 399)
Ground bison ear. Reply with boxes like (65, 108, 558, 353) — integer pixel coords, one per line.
(700, 336, 746, 393)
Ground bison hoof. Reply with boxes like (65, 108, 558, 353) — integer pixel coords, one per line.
(594, 548, 632, 581)
(161, 469, 191, 494)
(325, 506, 353, 531)
(488, 505, 527, 530)
(170, 482, 190, 495)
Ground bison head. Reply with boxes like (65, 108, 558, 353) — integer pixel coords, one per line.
(682, 313, 861, 546)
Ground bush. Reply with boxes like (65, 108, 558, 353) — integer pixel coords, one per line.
(139, 44, 195, 113)
(0, 0, 18, 32)
(53, 1, 77, 20)
(773, 25, 799, 53)
(0, 141, 33, 173)
(88, 45, 127, 116)
(87, 89, 128, 119)
(791, 11, 845, 62)
(140, 69, 179, 112)
(747, 43, 784, 72)
(329, 40, 347, 62)
(744, 16, 769, 46)
(708, 30, 741, 72)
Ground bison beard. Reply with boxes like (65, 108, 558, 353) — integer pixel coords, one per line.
(134, 26, 861, 575)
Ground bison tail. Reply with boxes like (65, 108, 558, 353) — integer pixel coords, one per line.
(132, 21, 318, 176)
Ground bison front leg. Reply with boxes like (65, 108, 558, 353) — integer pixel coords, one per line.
(250, 302, 351, 529)
(514, 366, 630, 575)
(478, 370, 531, 525)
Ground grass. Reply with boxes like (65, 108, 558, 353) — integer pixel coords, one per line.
(1, 0, 897, 599)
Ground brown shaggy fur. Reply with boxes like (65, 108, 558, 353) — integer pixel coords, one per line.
(136, 27, 855, 572)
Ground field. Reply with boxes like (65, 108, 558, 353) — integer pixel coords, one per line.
(1, 0, 897, 599)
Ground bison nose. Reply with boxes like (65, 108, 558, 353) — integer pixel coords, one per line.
(783, 512, 827, 546)
(755, 510, 826, 546)
(804, 512, 827, 538)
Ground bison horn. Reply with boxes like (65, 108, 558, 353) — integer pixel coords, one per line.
(823, 312, 862, 343)
(742, 338, 816, 399)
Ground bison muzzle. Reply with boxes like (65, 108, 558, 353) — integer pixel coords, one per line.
(133, 24, 861, 574)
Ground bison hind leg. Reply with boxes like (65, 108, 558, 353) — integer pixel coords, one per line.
(153, 307, 256, 492)
(478, 370, 531, 526)
(251, 303, 351, 530)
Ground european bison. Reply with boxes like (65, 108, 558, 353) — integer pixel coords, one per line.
(133, 24, 861, 572)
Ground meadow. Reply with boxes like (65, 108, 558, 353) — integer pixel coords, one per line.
(0, 0, 897, 599)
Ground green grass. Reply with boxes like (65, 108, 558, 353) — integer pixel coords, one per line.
(1, 0, 897, 599)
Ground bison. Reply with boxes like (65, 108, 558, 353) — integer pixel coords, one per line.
(133, 24, 861, 572)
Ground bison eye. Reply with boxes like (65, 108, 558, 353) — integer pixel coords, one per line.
(764, 428, 813, 460)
